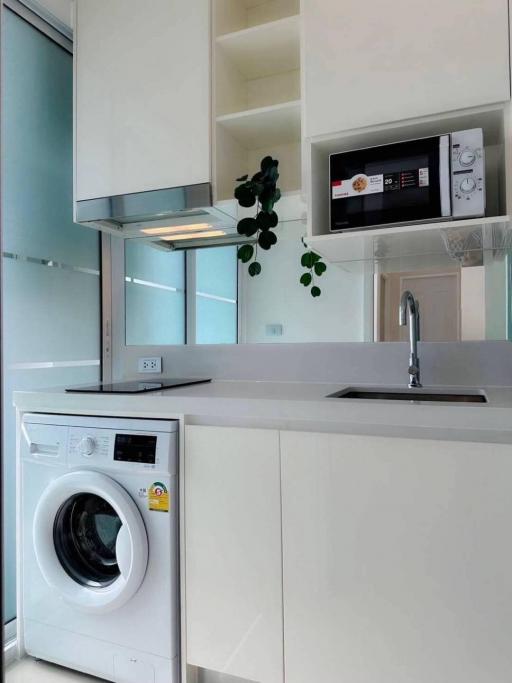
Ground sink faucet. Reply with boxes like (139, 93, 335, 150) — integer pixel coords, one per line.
(399, 290, 422, 388)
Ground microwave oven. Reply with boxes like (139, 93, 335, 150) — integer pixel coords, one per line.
(329, 128, 485, 232)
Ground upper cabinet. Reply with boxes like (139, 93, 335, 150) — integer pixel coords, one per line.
(302, 0, 511, 139)
(74, 0, 211, 202)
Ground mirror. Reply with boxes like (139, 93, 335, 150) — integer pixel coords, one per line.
(124, 219, 512, 345)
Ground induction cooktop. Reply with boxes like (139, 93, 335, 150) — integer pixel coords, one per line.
(66, 378, 212, 394)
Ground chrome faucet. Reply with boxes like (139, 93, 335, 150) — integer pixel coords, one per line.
(399, 290, 422, 388)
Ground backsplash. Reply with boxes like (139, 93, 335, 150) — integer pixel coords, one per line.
(119, 341, 512, 387)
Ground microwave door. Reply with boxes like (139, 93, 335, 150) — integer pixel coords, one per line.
(330, 136, 445, 231)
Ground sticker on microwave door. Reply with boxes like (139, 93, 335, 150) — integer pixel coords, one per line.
(148, 482, 169, 512)
(332, 173, 383, 200)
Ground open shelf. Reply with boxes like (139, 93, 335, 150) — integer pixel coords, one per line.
(216, 15, 300, 80)
(215, 0, 300, 36)
(305, 215, 512, 266)
(217, 100, 301, 148)
(213, 0, 303, 203)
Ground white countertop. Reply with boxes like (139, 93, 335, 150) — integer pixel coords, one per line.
(12, 380, 512, 443)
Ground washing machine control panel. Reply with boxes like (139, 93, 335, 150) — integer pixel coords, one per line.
(69, 430, 109, 459)
(67, 426, 175, 472)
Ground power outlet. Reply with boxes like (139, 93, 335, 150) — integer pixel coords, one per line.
(138, 357, 162, 374)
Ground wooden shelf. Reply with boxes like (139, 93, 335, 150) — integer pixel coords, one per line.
(217, 15, 300, 80)
(217, 100, 301, 148)
(305, 216, 512, 265)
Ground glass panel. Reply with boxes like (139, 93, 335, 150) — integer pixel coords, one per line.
(125, 240, 185, 345)
(196, 246, 237, 344)
(2, 10, 101, 625)
(196, 297, 237, 344)
(54, 494, 122, 588)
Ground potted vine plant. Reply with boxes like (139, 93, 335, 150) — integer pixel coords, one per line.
(234, 156, 327, 296)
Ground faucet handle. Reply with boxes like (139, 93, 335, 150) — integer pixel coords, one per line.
(408, 365, 420, 376)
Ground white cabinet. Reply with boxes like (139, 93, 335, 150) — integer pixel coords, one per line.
(281, 430, 512, 683)
(74, 0, 210, 201)
(302, 0, 510, 138)
(185, 426, 283, 683)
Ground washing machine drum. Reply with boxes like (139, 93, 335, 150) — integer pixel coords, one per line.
(33, 471, 148, 614)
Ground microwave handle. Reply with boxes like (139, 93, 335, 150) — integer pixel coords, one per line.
(439, 135, 451, 217)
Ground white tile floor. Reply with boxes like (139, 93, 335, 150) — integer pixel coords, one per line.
(6, 658, 107, 682)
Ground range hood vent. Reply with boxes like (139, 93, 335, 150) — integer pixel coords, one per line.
(75, 182, 237, 240)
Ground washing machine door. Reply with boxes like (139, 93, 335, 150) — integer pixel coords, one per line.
(33, 471, 148, 614)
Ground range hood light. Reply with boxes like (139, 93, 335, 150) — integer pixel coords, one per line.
(141, 223, 212, 235)
(161, 230, 226, 241)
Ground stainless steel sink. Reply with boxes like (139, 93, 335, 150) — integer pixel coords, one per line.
(327, 387, 488, 403)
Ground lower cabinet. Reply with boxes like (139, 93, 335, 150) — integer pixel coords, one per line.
(280, 431, 512, 683)
(185, 425, 283, 683)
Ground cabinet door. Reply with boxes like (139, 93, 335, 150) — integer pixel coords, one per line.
(75, 0, 210, 201)
(302, 0, 510, 138)
(185, 426, 283, 683)
(281, 431, 512, 683)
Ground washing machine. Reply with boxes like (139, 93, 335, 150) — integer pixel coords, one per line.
(20, 413, 180, 683)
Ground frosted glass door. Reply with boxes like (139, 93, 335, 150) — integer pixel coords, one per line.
(1, 10, 101, 625)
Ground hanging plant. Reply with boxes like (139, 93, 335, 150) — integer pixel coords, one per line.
(300, 248, 327, 297)
(235, 156, 281, 277)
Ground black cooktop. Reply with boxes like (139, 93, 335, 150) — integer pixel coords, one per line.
(66, 378, 212, 394)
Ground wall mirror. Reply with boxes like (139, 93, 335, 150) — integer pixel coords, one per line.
(122, 218, 512, 345)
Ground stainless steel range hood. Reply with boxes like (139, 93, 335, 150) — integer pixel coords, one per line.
(75, 182, 238, 243)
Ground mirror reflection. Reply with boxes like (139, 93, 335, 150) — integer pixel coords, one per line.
(124, 220, 512, 345)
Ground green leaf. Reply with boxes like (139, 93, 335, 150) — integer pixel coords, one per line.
(259, 186, 275, 213)
(300, 272, 312, 286)
(248, 261, 262, 277)
(247, 180, 264, 197)
(267, 211, 278, 228)
(267, 230, 277, 246)
(236, 174, 248, 182)
(256, 211, 272, 231)
(237, 217, 258, 237)
(258, 231, 273, 250)
(234, 184, 256, 208)
(238, 244, 254, 263)
(301, 252, 313, 269)
(273, 188, 282, 204)
(266, 165, 280, 184)
(314, 261, 327, 276)
(311, 286, 321, 298)
(260, 156, 275, 173)
(310, 252, 321, 264)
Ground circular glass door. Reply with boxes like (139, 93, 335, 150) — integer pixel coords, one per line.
(33, 470, 148, 613)
(53, 493, 123, 588)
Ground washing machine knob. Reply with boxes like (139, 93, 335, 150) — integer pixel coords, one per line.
(79, 436, 96, 456)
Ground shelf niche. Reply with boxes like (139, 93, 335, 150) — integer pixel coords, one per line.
(307, 105, 508, 239)
(215, 0, 300, 36)
(213, 0, 302, 203)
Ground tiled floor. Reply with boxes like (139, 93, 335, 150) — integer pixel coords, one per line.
(7, 658, 107, 682)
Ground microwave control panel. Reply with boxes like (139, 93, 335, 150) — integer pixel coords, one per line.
(451, 128, 485, 218)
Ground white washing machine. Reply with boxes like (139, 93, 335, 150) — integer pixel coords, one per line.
(20, 413, 180, 683)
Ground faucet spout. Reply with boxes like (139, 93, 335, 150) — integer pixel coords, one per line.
(399, 290, 422, 388)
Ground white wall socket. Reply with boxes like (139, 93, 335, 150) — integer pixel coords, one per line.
(138, 357, 162, 374)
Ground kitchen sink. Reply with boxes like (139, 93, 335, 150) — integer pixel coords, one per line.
(327, 387, 488, 403)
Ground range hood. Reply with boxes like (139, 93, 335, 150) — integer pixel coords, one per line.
(75, 182, 241, 247)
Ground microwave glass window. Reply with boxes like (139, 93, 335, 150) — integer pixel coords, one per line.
(330, 137, 442, 230)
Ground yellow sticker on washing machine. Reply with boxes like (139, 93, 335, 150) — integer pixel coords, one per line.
(148, 482, 170, 512)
